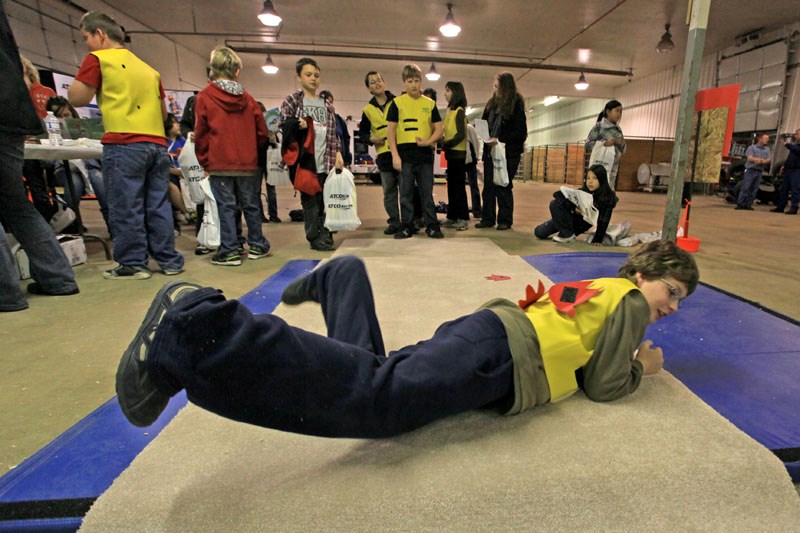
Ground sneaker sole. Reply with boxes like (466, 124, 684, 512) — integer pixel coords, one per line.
(248, 252, 271, 260)
(211, 259, 242, 266)
(116, 281, 201, 427)
(103, 270, 152, 280)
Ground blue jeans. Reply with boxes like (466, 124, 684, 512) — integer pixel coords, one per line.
(148, 256, 515, 438)
(0, 133, 77, 311)
(103, 143, 183, 270)
(737, 168, 763, 208)
(55, 159, 109, 229)
(210, 174, 269, 255)
(399, 161, 436, 229)
(379, 169, 400, 226)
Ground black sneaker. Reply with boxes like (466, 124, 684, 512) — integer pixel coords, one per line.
(281, 273, 319, 305)
(426, 227, 444, 239)
(394, 228, 413, 239)
(211, 252, 242, 266)
(475, 221, 495, 228)
(269, 216, 282, 223)
(116, 281, 201, 427)
(194, 245, 213, 256)
(103, 265, 152, 280)
(27, 282, 80, 296)
(248, 245, 271, 260)
(383, 224, 401, 235)
(310, 240, 334, 251)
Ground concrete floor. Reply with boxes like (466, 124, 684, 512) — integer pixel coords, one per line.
(2, 179, 798, 487)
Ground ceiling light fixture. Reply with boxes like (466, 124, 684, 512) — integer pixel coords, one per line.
(258, 0, 282, 27)
(543, 96, 560, 106)
(656, 23, 675, 53)
(426, 63, 441, 81)
(439, 3, 461, 38)
(574, 72, 589, 90)
(262, 54, 278, 74)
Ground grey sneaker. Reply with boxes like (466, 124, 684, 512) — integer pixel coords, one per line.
(104, 265, 152, 280)
(163, 268, 184, 276)
(116, 281, 201, 427)
(455, 219, 469, 231)
(552, 234, 576, 243)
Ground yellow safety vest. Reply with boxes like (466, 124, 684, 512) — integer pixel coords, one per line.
(443, 106, 467, 151)
(91, 49, 165, 137)
(393, 94, 433, 145)
(524, 278, 639, 402)
(362, 100, 391, 155)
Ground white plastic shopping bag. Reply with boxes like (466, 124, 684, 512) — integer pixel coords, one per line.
(197, 179, 220, 249)
(266, 146, 291, 186)
(323, 168, 361, 232)
(491, 142, 509, 186)
(177, 136, 206, 204)
(589, 140, 616, 180)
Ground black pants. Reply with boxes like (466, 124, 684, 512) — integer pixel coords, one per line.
(148, 256, 515, 438)
(480, 155, 520, 226)
(445, 154, 469, 221)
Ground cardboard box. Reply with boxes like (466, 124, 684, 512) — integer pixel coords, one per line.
(57, 235, 87, 267)
(9, 234, 86, 280)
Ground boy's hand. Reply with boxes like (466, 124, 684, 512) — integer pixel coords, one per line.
(370, 136, 385, 146)
(392, 154, 402, 171)
(485, 137, 498, 146)
(415, 137, 429, 147)
(335, 152, 344, 170)
(637, 340, 664, 375)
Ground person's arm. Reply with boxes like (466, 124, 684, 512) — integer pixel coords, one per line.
(68, 80, 96, 108)
(386, 101, 401, 171)
(418, 106, 443, 146)
(581, 291, 651, 402)
(358, 111, 374, 145)
(590, 203, 615, 245)
(785, 142, 800, 156)
(585, 123, 601, 150)
(158, 82, 167, 120)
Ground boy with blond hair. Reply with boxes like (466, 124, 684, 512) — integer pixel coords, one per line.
(387, 64, 443, 239)
(194, 46, 270, 266)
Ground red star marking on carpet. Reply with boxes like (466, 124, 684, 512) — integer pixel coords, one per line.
(485, 274, 511, 281)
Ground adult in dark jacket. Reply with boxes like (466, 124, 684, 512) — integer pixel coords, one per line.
(475, 72, 527, 231)
(0, 0, 79, 311)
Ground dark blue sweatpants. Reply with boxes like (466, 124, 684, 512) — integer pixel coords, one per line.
(148, 256, 515, 438)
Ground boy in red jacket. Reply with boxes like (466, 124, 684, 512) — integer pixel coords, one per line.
(195, 46, 270, 266)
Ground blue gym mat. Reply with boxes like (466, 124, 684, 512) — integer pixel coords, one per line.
(0, 260, 319, 532)
(524, 252, 800, 482)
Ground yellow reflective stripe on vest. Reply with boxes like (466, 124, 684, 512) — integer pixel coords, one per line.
(362, 101, 390, 155)
(443, 106, 467, 151)
(91, 49, 165, 137)
(525, 278, 638, 401)
(394, 94, 433, 145)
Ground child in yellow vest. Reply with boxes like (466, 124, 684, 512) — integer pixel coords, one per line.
(68, 11, 183, 280)
(117, 240, 699, 436)
(386, 64, 443, 239)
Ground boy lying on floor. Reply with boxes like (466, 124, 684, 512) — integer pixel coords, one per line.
(117, 239, 699, 437)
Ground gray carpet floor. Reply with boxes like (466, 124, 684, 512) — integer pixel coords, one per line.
(80, 239, 800, 531)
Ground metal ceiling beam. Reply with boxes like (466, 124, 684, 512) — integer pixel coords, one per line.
(227, 45, 632, 77)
